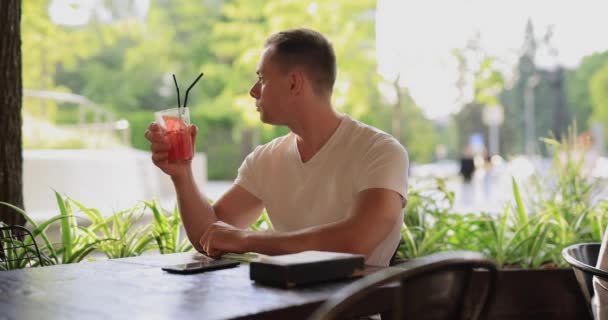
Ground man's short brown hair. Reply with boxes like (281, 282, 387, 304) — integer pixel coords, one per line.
(264, 28, 336, 96)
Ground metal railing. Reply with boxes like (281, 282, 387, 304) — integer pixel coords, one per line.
(23, 90, 131, 147)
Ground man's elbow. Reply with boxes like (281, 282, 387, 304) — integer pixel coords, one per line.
(342, 238, 377, 259)
(348, 218, 400, 258)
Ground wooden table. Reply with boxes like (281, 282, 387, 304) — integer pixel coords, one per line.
(0, 252, 394, 319)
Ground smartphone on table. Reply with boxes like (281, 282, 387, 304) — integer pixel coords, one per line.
(162, 259, 240, 274)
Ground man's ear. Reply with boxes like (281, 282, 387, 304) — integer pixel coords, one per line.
(289, 69, 305, 96)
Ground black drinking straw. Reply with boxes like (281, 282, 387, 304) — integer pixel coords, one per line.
(172, 74, 181, 109)
(172, 73, 204, 120)
(184, 73, 204, 108)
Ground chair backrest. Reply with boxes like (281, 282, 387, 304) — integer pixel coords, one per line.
(0, 225, 44, 270)
(562, 243, 608, 306)
(309, 251, 498, 320)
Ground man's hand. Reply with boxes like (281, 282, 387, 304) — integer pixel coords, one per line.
(144, 122, 198, 179)
(200, 221, 250, 257)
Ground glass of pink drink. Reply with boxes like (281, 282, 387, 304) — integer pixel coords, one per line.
(155, 107, 193, 162)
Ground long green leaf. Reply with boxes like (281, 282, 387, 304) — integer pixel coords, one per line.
(511, 178, 530, 248)
(67, 240, 108, 263)
(418, 227, 449, 254)
(54, 191, 72, 262)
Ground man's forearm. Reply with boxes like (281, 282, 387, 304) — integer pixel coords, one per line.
(172, 171, 218, 251)
(245, 220, 375, 257)
(243, 197, 400, 258)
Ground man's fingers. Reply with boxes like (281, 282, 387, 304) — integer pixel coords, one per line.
(200, 225, 213, 254)
(191, 125, 198, 147)
(151, 152, 168, 163)
(145, 123, 169, 143)
(145, 131, 168, 144)
(150, 142, 171, 152)
(206, 246, 224, 258)
(201, 240, 209, 255)
(203, 234, 224, 258)
(148, 122, 161, 132)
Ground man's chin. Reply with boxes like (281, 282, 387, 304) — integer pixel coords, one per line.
(259, 112, 269, 124)
(259, 114, 281, 126)
(260, 118, 274, 125)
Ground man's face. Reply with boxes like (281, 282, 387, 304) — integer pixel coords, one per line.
(249, 47, 291, 125)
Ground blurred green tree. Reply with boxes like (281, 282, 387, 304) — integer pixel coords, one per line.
(567, 51, 608, 131)
(590, 60, 608, 143)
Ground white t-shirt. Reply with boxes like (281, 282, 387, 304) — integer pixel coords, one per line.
(235, 115, 409, 266)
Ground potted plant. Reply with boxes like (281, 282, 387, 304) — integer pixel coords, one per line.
(395, 131, 607, 320)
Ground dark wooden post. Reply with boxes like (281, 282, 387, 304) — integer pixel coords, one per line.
(0, 0, 25, 226)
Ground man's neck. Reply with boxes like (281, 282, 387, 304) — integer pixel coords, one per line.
(290, 103, 342, 163)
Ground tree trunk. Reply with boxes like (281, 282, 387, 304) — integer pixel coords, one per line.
(0, 0, 25, 226)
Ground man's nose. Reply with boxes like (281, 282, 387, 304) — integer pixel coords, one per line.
(249, 84, 258, 98)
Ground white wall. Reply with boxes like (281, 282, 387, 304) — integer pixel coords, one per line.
(23, 149, 206, 221)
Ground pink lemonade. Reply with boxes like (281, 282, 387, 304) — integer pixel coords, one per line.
(162, 115, 193, 161)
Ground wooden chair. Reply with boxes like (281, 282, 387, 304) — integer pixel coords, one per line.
(309, 251, 498, 320)
(0, 224, 44, 270)
(562, 242, 608, 319)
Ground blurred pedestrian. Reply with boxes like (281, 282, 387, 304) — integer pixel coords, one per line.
(459, 145, 475, 183)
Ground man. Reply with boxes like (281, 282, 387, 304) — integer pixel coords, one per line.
(145, 28, 408, 266)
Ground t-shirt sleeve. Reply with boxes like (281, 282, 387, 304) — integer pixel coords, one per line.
(234, 146, 264, 200)
(356, 137, 409, 206)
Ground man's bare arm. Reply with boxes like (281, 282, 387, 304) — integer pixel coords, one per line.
(173, 174, 264, 252)
(202, 188, 403, 258)
(145, 122, 264, 253)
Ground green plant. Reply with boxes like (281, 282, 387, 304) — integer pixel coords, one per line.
(144, 200, 193, 254)
(48, 192, 110, 264)
(0, 191, 107, 266)
(461, 210, 515, 267)
(397, 178, 457, 259)
(0, 193, 284, 270)
(528, 129, 608, 266)
(510, 177, 554, 268)
(401, 177, 553, 269)
(70, 199, 155, 259)
(395, 126, 608, 269)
